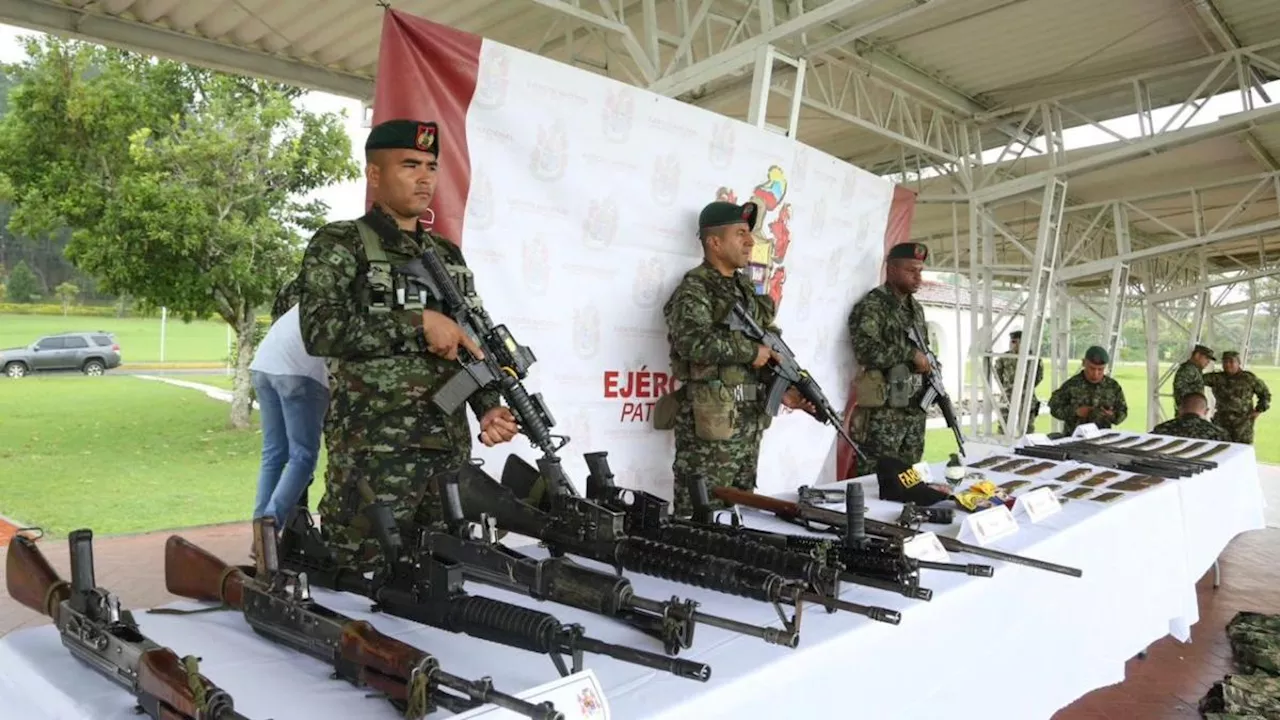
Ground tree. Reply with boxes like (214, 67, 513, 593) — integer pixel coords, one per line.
(5, 259, 40, 302)
(54, 281, 78, 315)
(0, 37, 358, 427)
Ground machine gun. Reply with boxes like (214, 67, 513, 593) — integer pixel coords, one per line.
(452, 460, 901, 640)
(575, 451, 946, 600)
(906, 324, 965, 456)
(163, 518, 561, 720)
(713, 486, 1083, 578)
(1014, 440, 1218, 479)
(725, 302, 866, 461)
(6, 529, 251, 720)
(796, 487, 957, 527)
(274, 505, 710, 681)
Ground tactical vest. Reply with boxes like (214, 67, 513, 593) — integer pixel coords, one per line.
(353, 217, 481, 315)
(670, 274, 771, 397)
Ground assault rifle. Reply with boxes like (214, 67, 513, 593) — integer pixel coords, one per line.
(574, 451, 946, 600)
(797, 487, 957, 527)
(452, 460, 901, 639)
(163, 518, 561, 720)
(274, 505, 711, 680)
(1014, 440, 1218, 479)
(906, 325, 965, 456)
(725, 301, 867, 461)
(714, 486, 1083, 578)
(6, 529, 250, 720)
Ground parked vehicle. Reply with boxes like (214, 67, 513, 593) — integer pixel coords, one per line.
(0, 332, 122, 378)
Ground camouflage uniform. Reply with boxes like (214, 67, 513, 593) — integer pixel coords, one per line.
(1204, 368, 1271, 444)
(666, 261, 777, 516)
(1172, 360, 1206, 407)
(994, 353, 1043, 434)
(1197, 612, 1280, 719)
(1151, 414, 1231, 442)
(847, 284, 930, 478)
(1047, 371, 1128, 436)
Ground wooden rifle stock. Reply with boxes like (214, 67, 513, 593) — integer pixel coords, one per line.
(5, 534, 71, 618)
(163, 536, 246, 610)
(713, 486, 803, 520)
(136, 648, 228, 719)
(338, 621, 434, 697)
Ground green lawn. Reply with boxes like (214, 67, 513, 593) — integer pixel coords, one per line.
(181, 373, 236, 390)
(0, 376, 322, 537)
(0, 314, 230, 363)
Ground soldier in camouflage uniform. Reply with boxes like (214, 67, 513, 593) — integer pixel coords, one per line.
(1047, 346, 1128, 436)
(662, 200, 814, 516)
(994, 330, 1043, 435)
(847, 243, 933, 478)
(1172, 343, 1215, 407)
(298, 119, 519, 571)
(1204, 350, 1271, 444)
(1151, 392, 1231, 441)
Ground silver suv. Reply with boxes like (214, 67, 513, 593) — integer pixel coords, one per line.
(1, 332, 123, 378)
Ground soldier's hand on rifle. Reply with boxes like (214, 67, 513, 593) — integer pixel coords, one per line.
(421, 310, 485, 362)
(478, 407, 519, 446)
(912, 349, 931, 374)
(752, 344, 772, 368)
(1076, 406, 1093, 419)
(782, 387, 816, 415)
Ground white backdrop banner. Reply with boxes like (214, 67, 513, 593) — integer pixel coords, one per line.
(373, 11, 894, 498)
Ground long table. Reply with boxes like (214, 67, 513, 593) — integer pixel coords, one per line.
(0, 432, 1266, 720)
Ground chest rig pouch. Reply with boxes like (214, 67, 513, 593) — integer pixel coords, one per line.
(355, 219, 481, 314)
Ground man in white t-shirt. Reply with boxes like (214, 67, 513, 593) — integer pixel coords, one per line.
(249, 304, 330, 526)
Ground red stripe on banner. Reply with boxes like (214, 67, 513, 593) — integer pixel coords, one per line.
(836, 185, 919, 481)
(369, 10, 483, 246)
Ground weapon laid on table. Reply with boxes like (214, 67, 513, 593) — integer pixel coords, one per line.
(1014, 439, 1218, 479)
(714, 486, 1083, 578)
(906, 324, 965, 456)
(275, 505, 711, 680)
(6, 528, 251, 720)
(456, 460, 901, 639)
(725, 301, 867, 461)
(576, 451, 953, 601)
(163, 518, 562, 720)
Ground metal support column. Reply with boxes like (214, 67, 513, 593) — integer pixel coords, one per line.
(1144, 276, 1163, 428)
(1050, 287, 1073, 434)
(1103, 205, 1132, 368)
(1243, 280, 1258, 361)
(747, 45, 807, 137)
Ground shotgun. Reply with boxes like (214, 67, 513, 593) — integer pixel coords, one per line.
(6, 528, 251, 720)
(713, 486, 1083, 578)
(162, 518, 562, 720)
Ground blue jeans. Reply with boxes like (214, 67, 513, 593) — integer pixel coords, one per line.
(252, 371, 329, 525)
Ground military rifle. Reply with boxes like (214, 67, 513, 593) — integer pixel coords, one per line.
(163, 518, 562, 720)
(1014, 440, 1218, 479)
(575, 451, 949, 600)
(274, 504, 711, 680)
(724, 301, 867, 461)
(6, 529, 251, 720)
(713, 486, 1083, 578)
(906, 324, 965, 456)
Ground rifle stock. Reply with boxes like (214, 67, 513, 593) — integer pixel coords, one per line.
(135, 649, 238, 720)
(164, 536, 246, 610)
(5, 534, 71, 618)
(714, 486, 803, 521)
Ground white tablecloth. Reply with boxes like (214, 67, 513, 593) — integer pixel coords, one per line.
(0, 433, 1266, 720)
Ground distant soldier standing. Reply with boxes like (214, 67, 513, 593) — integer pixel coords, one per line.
(1151, 392, 1231, 442)
(847, 243, 932, 477)
(1203, 351, 1271, 444)
(660, 200, 813, 516)
(297, 119, 518, 570)
(994, 330, 1043, 435)
(1048, 346, 1128, 436)
(1171, 344, 1215, 407)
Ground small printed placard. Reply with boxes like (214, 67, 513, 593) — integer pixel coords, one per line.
(1013, 486, 1063, 523)
(453, 670, 609, 720)
(1072, 423, 1101, 439)
(1019, 433, 1051, 447)
(912, 461, 935, 483)
(957, 505, 1020, 546)
(902, 531, 951, 563)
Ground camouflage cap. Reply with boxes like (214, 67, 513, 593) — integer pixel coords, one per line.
(875, 456, 951, 506)
(366, 119, 439, 155)
(1222, 350, 1240, 361)
(1084, 345, 1109, 365)
(1192, 344, 1216, 361)
(887, 242, 929, 262)
(698, 200, 757, 232)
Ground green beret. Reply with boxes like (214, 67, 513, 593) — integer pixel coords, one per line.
(1084, 345, 1109, 365)
(1222, 350, 1240, 361)
(366, 119, 439, 156)
(1193, 344, 1216, 360)
(887, 243, 928, 261)
(698, 200, 757, 232)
